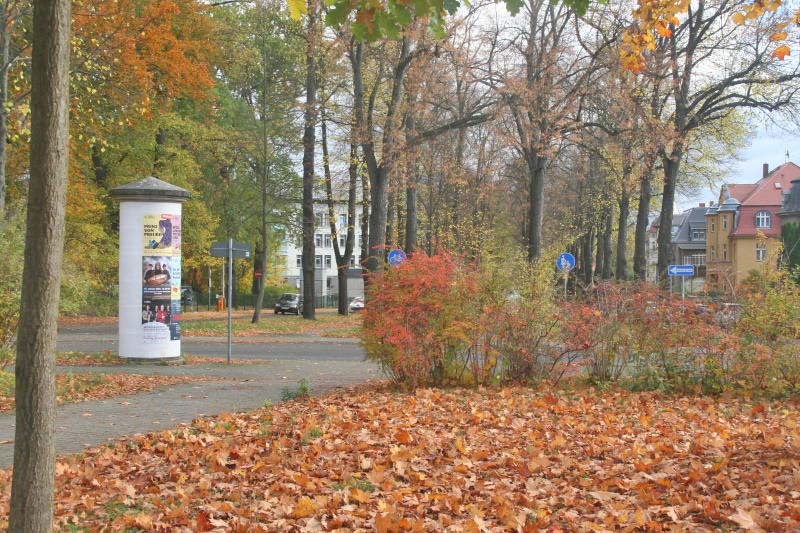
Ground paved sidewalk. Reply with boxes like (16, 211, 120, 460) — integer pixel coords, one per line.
(0, 358, 379, 468)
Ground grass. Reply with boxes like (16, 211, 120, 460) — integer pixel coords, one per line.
(281, 378, 311, 401)
(181, 312, 362, 338)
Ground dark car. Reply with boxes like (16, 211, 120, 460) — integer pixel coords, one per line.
(274, 293, 302, 315)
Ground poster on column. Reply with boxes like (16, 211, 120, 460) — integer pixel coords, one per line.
(141, 214, 182, 345)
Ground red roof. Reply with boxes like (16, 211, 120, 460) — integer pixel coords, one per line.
(727, 162, 800, 237)
(727, 184, 756, 201)
(730, 206, 781, 237)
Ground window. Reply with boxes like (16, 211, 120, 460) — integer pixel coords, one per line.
(324, 234, 332, 248)
(756, 242, 767, 262)
(315, 234, 323, 247)
(722, 243, 728, 261)
(314, 212, 327, 227)
(314, 255, 322, 268)
(324, 255, 332, 268)
(339, 235, 346, 249)
(296, 255, 302, 268)
(711, 221, 715, 232)
(710, 247, 716, 261)
(755, 210, 771, 229)
(722, 216, 728, 230)
(692, 230, 706, 241)
(339, 214, 347, 228)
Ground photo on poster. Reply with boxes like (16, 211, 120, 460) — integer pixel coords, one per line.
(142, 256, 174, 287)
(142, 214, 181, 255)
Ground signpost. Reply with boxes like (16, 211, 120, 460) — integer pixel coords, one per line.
(667, 264, 695, 300)
(387, 249, 407, 267)
(210, 240, 251, 364)
(556, 252, 576, 298)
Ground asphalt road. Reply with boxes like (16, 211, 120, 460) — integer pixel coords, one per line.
(0, 316, 377, 467)
(56, 321, 367, 361)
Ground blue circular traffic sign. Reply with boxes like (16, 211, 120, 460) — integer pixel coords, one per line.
(557, 252, 576, 272)
(387, 249, 407, 266)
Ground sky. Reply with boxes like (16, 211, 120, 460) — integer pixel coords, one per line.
(676, 126, 800, 210)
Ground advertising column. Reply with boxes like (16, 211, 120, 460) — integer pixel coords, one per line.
(111, 177, 191, 359)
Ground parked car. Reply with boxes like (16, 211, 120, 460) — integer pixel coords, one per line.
(349, 296, 365, 312)
(275, 293, 303, 315)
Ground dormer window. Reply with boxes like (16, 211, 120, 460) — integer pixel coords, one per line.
(755, 210, 771, 229)
(692, 230, 706, 241)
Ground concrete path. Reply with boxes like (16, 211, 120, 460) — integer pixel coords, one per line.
(0, 323, 379, 468)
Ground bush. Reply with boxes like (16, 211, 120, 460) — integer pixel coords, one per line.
(363, 253, 800, 397)
(363, 253, 572, 388)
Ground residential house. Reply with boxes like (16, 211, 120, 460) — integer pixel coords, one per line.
(705, 162, 800, 291)
(671, 204, 709, 277)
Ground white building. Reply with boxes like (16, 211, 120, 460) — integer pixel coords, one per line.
(278, 203, 366, 299)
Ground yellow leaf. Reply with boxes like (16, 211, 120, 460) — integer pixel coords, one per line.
(732, 12, 745, 24)
(290, 496, 317, 518)
(287, 0, 307, 20)
(770, 31, 788, 41)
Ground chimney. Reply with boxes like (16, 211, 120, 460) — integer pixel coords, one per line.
(763, 163, 769, 179)
(699, 202, 705, 208)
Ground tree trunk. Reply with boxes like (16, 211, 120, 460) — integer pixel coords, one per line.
(595, 218, 605, 280)
(360, 163, 369, 266)
(633, 165, 653, 281)
(657, 148, 682, 283)
(251, 163, 269, 323)
(615, 188, 630, 280)
(9, 0, 70, 529)
(385, 188, 395, 249)
(153, 127, 167, 177)
(301, 0, 317, 320)
(527, 155, 545, 261)
(405, 185, 417, 252)
(582, 228, 594, 285)
(602, 209, 613, 279)
(0, 2, 10, 217)
(365, 166, 389, 273)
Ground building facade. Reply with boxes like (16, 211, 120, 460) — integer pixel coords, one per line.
(705, 162, 800, 291)
(671, 204, 709, 277)
(278, 204, 365, 299)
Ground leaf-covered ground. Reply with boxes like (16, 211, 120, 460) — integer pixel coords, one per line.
(1, 386, 797, 531)
(0, 374, 209, 412)
(55, 352, 266, 367)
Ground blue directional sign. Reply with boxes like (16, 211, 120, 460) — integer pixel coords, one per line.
(387, 249, 407, 266)
(667, 264, 695, 276)
(556, 252, 576, 272)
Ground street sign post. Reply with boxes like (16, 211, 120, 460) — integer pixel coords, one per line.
(668, 264, 695, 300)
(556, 252, 576, 298)
(209, 240, 252, 364)
(387, 249, 407, 267)
(210, 241, 250, 259)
